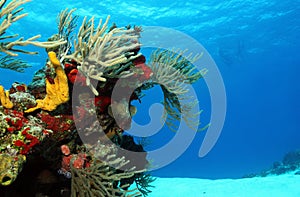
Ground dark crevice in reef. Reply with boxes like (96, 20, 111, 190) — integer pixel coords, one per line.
(0, 156, 71, 197)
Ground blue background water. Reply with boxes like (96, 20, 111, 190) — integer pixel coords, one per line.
(1, 0, 299, 179)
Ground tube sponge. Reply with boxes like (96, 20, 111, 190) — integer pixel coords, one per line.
(0, 85, 13, 109)
(0, 154, 26, 186)
(25, 52, 69, 113)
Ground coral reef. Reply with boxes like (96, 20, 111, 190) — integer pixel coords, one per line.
(0, 105, 51, 186)
(0, 1, 207, 196)
(9, 82, 37, 111)
(243, 150, 300, 178)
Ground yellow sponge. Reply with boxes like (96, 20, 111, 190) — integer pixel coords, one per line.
(25, 51, 69, 112)
(0, 85, 13, 109)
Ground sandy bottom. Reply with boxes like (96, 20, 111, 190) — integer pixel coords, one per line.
(145, 173, 300, 197)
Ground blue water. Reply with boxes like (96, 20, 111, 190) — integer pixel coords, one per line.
(1, 0, 300, 179)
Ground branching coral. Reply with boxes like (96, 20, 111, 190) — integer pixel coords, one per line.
(45, 8, 79, 57)
(134, 173, 156, 196)
(57, 8, 78, 42)
(0, 54, 31, 72)
(63, 15, 111, 64)
(149, 49, 205, 84)
(0, 0, 66, 57)
(71, 143, 142, 197)
(80, 27, 142, 95)
(147, 49, 208, 131)
(61, 12, 142, 95)
(0, 0, 29, 38)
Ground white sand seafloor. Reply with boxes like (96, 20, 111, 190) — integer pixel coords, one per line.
(145, 173, 300, 197)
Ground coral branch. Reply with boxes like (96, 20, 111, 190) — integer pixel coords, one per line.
(0, 54, 31, 72)
(71, 143, 142, 197)
(46, 8, 79, 59)
(78, 27, 141, 95)
(59, 12, 142, 95)
(0, 0, 67, 56)
(63, 15, 111, 64)
(148, 49, 207, 131)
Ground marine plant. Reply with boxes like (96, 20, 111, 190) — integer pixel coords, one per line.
(0, 1, 207, 196)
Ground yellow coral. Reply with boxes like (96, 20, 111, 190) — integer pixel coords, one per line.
(0, 85, 13, 108)
(25, 51, 69, 113)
